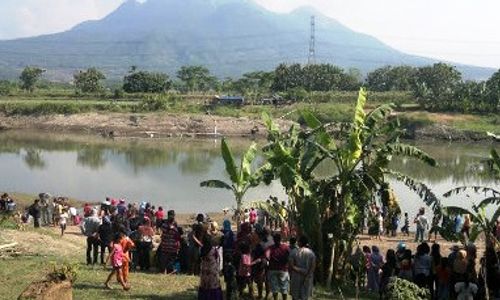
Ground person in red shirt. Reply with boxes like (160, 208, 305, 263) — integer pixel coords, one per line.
(267, 233, 290, 300)
(155, 206, 165, 231)
(249, 207, 258, 226)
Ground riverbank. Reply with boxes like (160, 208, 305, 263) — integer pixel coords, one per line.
(0, 111, 497, 141)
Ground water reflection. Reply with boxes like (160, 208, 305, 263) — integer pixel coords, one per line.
(0, 130, 496, 213)
(77, 146, 107, 170)
(23, 149, 46, 170)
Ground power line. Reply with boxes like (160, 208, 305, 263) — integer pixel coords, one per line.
(308, 15, 316, 65)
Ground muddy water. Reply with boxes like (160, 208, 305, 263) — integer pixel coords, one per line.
(0, 130, 497, 214)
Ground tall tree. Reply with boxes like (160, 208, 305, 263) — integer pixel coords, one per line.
(412, 63, 462, 111)
(176, 65, 216, 92)
(123, 70, 171, 93)
(74, 67, 106, 94)
(19, 67, 45, 93)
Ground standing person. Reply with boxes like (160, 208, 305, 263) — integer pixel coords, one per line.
(380, 249, 397, 297)
(137, 218, 154, 271)
(430, 243, 442, 298)
(238, 242, 257, 299)
(289, 236, 316, 300)
(398, 249, 413, 281)
(461, 215, 472, 242)
(105, 234, 130, 291)
(249, 207, 258, 227)
(39, 193, 50, 226)
(155, 206, 165, 232)
(252, 233, 269, 300)
(377, 211, 384, 240)
(59, 208, 69, 236)
(29, 199, 41, 228)
(81, 209, 101, 265)
(99, 216, 113, 265)
(391, 213, 399, 237)
(267, 233, 290, 300)
(69, 206, 77, 225)
(369, 246, 384, 293)
(159, 210, 181, 274)
(413, 243, 432, 289)
(414, 208, 428, 243)
(436, 257, 451, 300)
(401, 212, 410, 236)
(198, 237, 223, 300)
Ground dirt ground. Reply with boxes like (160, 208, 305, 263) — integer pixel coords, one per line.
(0, 112, 294, 138)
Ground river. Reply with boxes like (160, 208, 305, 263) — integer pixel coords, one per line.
(0, 130, 497, 215)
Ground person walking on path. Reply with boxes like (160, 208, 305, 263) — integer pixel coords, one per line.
(59, 208, 69, 236)
(105, 234, 130, 291)
(119, 231, 135, 285)
(289, 236, 316, 300)
(81, 208, 101, 265)
(267, 233, 290, 300)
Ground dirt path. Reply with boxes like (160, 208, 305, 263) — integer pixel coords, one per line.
(0, 112, 294, 138)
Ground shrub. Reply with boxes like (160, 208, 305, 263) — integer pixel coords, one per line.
(383, 277, 430, 300)
(47, 263, 79, 283)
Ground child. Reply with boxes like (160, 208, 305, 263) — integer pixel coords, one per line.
(59, 209, 69, 236)
(105, 234, 130, 291)
(401, 212, 410, 236)
(238, 242, 260, 299)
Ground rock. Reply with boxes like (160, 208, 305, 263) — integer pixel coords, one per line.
(18, 280, 72, 300)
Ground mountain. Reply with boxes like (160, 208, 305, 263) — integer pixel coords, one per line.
(0, 0, 495, 80)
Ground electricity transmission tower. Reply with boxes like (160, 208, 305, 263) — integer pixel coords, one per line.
(308, 15, 316, 65)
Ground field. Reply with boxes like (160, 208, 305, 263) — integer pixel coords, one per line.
(0, 89, 497, 139)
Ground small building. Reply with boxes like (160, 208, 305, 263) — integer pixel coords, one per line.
(212, 95, 245, 106)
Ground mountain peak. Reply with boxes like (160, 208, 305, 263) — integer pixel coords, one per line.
(0, 0, 494, 80)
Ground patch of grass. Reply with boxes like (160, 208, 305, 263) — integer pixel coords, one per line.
(451, 114, 500, 133)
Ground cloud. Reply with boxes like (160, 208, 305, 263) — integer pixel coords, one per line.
(0, 0, 124, 40)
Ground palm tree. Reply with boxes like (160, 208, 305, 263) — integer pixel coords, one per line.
(200, 138, 268, 224)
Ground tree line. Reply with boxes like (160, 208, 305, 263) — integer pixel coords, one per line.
(1, 62, 499, 113)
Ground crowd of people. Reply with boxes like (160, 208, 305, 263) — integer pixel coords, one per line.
(354, 240, 500, 300)
(75, 197, 316, 300)
(3, 193, 500, 300)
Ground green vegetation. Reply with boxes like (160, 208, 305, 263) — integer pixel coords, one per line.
(19, 67, 45, 93)
(123, 67, 171, 93)
(200, 139, 267, 223)
(74, 68, 106, 95)
(203, 90, 437, 289)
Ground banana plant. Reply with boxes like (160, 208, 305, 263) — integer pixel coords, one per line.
(200, 138, 269, 224)
(261, 88, 437, 286)
(442, 186, 500, 300)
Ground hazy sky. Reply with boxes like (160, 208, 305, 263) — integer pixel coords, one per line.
(0, 0, 499, 68)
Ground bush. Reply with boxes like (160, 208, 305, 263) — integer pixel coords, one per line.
(47, 263, 78, 283)
(383, 277, 430, 300)
(137, 94, 178, 112)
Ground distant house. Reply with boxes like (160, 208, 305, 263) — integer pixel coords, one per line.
(212, 95, 245, 106)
